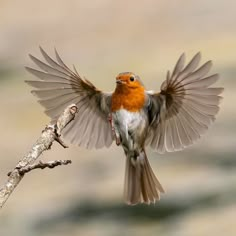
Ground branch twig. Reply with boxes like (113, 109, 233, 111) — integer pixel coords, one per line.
(17, 160, 72, 175)
(0, 104, 77, 208)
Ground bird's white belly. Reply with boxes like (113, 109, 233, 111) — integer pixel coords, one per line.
(112, 109, 146, 142)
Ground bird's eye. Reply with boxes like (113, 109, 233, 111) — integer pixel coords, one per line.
(130, 76, 135, 82)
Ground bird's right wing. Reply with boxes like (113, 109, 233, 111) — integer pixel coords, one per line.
(147, 53, 223, 153)
(25, 47, 113, 149)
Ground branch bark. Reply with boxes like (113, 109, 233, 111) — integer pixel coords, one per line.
(0, 104, 77, 209)
(17, 160, 72, 175)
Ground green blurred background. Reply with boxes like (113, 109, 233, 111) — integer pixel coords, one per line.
(0, 1, 235, 235)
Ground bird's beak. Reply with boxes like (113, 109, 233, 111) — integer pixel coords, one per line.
(116, 79, 125, 85)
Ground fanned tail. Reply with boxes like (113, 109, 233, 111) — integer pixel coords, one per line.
(124, 150, 164, 205)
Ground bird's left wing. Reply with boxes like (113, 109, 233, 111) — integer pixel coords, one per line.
(25, 47, 113, 149)
(146, 53, 223, 153)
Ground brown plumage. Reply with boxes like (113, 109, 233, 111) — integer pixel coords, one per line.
(25, 48, 223, 205)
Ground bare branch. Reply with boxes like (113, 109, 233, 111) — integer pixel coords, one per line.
(0, 104, 77, 208)
(18, 160, 72, 175)
(54, 136, 69, 148)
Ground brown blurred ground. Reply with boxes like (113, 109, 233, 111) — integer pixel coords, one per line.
(0, 1, 235, 236)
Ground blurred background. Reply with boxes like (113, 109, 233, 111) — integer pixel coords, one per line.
(0, 0, 235, 235)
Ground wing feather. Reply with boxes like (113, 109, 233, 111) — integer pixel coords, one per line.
(26, 47, 113, 149)
(148, 53, 223, 153)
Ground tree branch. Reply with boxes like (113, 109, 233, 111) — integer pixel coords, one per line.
(0, 104, 78, 208)
(17, 160, 72, 175)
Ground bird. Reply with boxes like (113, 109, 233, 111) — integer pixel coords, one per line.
(25, 47, 223, 205)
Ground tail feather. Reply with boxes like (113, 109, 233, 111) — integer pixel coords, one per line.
(124, 157, 141, 204)
(124, 150, 164, 205)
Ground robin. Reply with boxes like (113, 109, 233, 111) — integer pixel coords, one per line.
(25, 47, 223, 205)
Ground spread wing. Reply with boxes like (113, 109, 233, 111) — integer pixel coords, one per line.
(25, 47, 113, 149)
(147, 52, 223, 153)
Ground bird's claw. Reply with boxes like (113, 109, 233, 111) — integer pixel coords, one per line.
(115, 136, 121, 146)
(108, 113, 121, 146)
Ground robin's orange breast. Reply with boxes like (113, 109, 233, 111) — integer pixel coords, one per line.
(111, 86, 145, 112)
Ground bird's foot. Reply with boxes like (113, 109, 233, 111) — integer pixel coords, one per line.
(108, 113, 121, 146)
(115, 136, 121, 146)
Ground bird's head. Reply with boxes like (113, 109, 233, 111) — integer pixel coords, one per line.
(115, 72, 144, 89)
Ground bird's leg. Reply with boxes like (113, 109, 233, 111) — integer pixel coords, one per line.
(108, 113, 121, 146)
